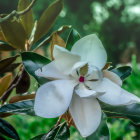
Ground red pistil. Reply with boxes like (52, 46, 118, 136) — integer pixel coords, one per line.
(79, 76, 85, 83)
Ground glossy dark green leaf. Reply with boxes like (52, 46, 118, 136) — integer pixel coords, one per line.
(0, 41, 16, 51)
(111, 66, 132, 80)
(18, 0, 34, 37)
(16, 69, 30, 94)
(30, 122, 70, 140)
(0, 63, 20, 74)
(0, 118, 20, 140)
(34, 0, 63, 42)
(54, 123, 70, 140)
(100, 101, 140, 124)
(0, 55, 19, 74)
(0, 135, 6, 140)
(66, 29, 81, 51)
(0, 99, 35, 116)
(21, 52, 51, 85)
(0, 19, 27, 50)
(87, 113, 110, 140)
(30, 134, 45, 140)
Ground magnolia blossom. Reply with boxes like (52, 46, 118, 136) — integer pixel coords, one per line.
(34, 34, 140, 137)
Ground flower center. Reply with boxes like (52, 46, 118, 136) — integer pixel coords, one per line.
(79, 76, 85, 83)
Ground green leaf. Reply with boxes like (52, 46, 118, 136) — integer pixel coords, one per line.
(18, 0, 34, 37)
(100, 102, 140, 124)
(0, 118, 20, 140)
(87, 113, 110, 140)
(0, 135, 7, 140)
(16, 69, 30, 94)
(21, 52, 51, 85)
(0, 99, 35, 116)
(0, 31, 6, 42)
(66, 29, 81, 51)
(0, 41, 16, 51)
(111, 66, 132, 80)
(30, 134, 45, 140)
(30, 122, 70, 140)
(0, 55, 19, 74)
(34, 0, 63, 42)
(0, 19, 27, 50)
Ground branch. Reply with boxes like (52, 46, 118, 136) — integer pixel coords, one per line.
(0, 0, 37, 23)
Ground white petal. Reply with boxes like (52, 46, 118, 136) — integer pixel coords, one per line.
(35, 61, 68, 80)
(85, 80, 105, 93)
(69, 94, 101, 137)
(71, 34, 107, 69)
(34, 80, 76, 118)
(53, 45, 81, 74)
(85, 65, 102, 81)
(84, 65, 104, 93)
(97, 78, 140, 105)
(75, 83, 104, 98)
(103, 70, 122, 86)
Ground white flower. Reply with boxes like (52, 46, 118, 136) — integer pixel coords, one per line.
(34, 34, 140, 137)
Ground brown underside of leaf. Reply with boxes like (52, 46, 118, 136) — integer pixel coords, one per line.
(0, 42, 16, 51)
(0, 63, 21, 74)
(0, 55, 19, 74)
(33, 25, 71, 52)
(102, 62, 112, 70)
(51, 32, 66, 60)
(9, 93, 35, 103)
(16, 69, 30, 94)
(0, 73, 12, 97)
(0, 74, 19, 103)
(0, 113, 12, 118)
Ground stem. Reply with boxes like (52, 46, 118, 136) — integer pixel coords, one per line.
(0, 0, 37, 23)
(67, 117, 72, 127)
(54, 116, 63, 127)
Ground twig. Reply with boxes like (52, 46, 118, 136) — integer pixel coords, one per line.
(0, 0, 37, 23)
(67, 117, 72, 127)
(54, 116, 63, 127)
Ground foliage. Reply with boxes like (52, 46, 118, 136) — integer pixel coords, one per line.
(0, 0, 140, 140)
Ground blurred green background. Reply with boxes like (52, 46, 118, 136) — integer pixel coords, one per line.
(0, 0, 140, 139)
